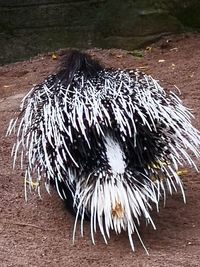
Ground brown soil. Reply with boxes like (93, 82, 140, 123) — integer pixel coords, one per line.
(1, 33, 200, 267)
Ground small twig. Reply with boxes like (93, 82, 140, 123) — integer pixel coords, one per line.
(1, 220, 56, 231)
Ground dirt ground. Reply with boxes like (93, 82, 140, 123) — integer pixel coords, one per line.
(0, 33, 200, 267)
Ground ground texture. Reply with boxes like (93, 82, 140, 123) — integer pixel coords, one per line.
(0, 33, 200, 267)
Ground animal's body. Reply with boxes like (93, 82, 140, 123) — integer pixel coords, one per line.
(8, 50, 200, 252)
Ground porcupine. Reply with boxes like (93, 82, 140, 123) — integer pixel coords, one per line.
(7, 50, 200, 253)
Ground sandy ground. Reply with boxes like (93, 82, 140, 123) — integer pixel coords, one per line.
(0, 33, 200, 267)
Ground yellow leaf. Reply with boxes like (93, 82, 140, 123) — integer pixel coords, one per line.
(52, 53, 57, 60)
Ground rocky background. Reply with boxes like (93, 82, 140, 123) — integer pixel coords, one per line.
(0, 0, 200, 65)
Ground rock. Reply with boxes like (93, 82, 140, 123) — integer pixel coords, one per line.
(0, 0, 199, 64)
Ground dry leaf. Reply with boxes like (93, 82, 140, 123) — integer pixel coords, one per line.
(52, 53, 58, 60)
(170, 47, 178, 52)
(146, 46, 152, 51)
(169, 63, 176, 70)
(138, 66, 149, 70)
